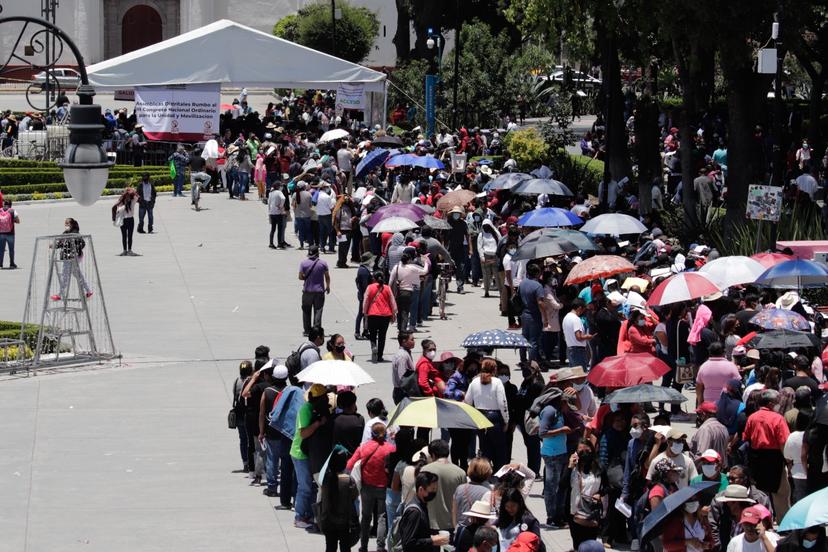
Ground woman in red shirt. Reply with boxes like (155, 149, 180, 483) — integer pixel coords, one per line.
(627, 309, 656, 354)
(415, 339, 445, 396)
(363, 272, 397, 363)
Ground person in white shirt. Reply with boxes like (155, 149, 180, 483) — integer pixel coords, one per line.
(267, 182, 288, 249)
(336, 144, 354, 193)
(390, 177, 416, 204)
(725, 506, 779, 552)
(315, 183, 336, 253)
(562, 298, 592, 369)
(645, 428, 698, 488)
(783, 412, 809, 503)
(465, 359, 510, 470)
(360, 398, 391, 444)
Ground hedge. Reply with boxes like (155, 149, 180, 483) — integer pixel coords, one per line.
(7, 183, 183, 202)
(2, 175, 174, 195)
(569, 154, 605, 180)
(0, 169, 168, 186)
(0, 321, 63, 358)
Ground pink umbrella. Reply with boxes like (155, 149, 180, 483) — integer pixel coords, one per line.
(647, 272, 720, 306)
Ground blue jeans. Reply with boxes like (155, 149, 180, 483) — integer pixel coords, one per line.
(567, 346, 589, 370)
(542, 453, 568, 521)
(295, 217, 311, 247)
(0, 233, 15, 265)
(520, 313, 542, 363)
(291, 456, 314, 521)
(138, 204, 153, 231)
(237, 170, 249, 198)
(267, 435, 294, 506)
(318, 214, 334, 251)
(173, 172, 185, 196)
(385, 489, 402, 551)
(265, 437, 281, 490)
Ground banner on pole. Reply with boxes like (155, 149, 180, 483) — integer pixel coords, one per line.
(335, 83, 366, 111)
(425, 74, 438, 138)
(134, 83, 220, 141)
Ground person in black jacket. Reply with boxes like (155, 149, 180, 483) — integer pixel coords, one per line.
(355, 252, 374, 340)
(516, 361, 545, 474)
(318, 446, 358, 552)
(400, 471, 448, 552)
(136, 172, 157, 233)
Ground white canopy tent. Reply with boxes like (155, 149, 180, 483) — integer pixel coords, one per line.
(87, 19, 386, 92)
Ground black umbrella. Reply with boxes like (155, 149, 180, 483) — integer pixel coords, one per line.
(485, 172, 531, 191)
(373, 135, 404, 147)
(510, 233, 580, 261)
(641, 481, 719, 543)
(748, 329, 821, 350)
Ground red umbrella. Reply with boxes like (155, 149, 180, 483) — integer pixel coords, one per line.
(564, 255, 635, 286)
(587, 353, 671, 387)
(220, 103, 237, 112)
(751, 252, 793, 269)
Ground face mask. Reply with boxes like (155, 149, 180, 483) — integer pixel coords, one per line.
(425, 351, 436, 360)
(573, 382, 586, 391)
(629, 427, 644, 439)
(670, 442, 684, 455)
(637, 319, 646, 327)
(804, 539, 817, 549)
(334, 345, 346, 353)
(65, 225, 71, 232)
(452, 213, 461, 221)
(702, 464, 718, 478)
(684, 502, 699, 513)
(424, 490, 438, 502)
(578, 451, 594, 468)
(498, 375, 510, 383)
(507, 248, 517, 256)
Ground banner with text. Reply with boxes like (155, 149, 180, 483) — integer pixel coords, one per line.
(134, 83, 220, 142)
(335, 83, 366, 111)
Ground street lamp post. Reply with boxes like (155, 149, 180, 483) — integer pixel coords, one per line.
(0, 15, 113, 205)
(425, 28, 444, 138)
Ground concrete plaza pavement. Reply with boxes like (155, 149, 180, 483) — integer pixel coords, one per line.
(0, 192, 687, 552)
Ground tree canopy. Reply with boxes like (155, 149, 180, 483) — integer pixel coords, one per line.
(273, 1, 380, 63)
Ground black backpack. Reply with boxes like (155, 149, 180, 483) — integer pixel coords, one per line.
(285, 342, 319, 385)
(399, 368, 422, 399)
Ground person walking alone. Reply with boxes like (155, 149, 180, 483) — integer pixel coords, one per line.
(136, 172, 156, 234)
(112, 188, 139, 256)
(268, 181, 288, 249)
(298, 245, 330, 336)
(363, 271, 397, 363)
(0, 199, 19, 268)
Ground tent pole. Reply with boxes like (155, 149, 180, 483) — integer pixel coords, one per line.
(382, 80, 388, 127)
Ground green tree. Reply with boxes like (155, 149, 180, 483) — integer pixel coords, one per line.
(273, 1, 380, 63)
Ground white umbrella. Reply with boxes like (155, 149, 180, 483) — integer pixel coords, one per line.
(370, 216, 419, 234)
(698, 256, 767, 289)
(297, 360, 375, 387)
(580, 213, 647, 235)
(319, 128, 350, 143)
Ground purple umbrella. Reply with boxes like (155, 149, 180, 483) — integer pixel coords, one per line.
(749, 308, 811, 331)
(366, 203, 427, 228)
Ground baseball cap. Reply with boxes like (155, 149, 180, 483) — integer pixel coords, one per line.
(739, 506, 762, 525)
(700, 449, 721, 462)
(696, 402, 717, 415)
(272, 364, 289, 380)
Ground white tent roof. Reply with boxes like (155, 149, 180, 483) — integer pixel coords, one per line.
(87, 19, 386, 92)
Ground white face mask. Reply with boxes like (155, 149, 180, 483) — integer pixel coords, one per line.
(498, 375, 510, 383)
(572, 382, 586, 391)
(629, 427, 644, 439)
(803, 539, 817, 549)
(670, 442, 684, 455)
(702, 464, 718, 478)
(425, 350, 436, 360)
(684, 502, 699, 513)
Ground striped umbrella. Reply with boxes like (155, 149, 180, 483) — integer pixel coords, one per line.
(387, 397, 494, 430)
(564, 255, 635, 286)
(750, 252, 793, 269)
(647, 272, 721, 306)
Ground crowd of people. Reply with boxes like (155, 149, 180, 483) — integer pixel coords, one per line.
(207, 91, 828, 552)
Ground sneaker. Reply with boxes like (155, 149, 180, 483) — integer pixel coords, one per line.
(8, 263, 16, 269)
(294, 519, 313, 529)
(262, 488, 279, 497)
(544, 519, 559, 529)
(274, 504, 293, 510)
(269, 244, 277, 249)
(50, 294, 62, 301)
(304, 523, 321, 534)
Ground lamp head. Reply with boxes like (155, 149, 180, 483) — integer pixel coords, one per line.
(427, 37, 435, 49)
(58, 98, 113, 206)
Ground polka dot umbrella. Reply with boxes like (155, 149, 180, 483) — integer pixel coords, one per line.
(462, 329, 530, 349)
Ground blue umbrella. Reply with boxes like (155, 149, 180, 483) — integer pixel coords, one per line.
(386, 153, 445, 170)
(779, 486, 828, 531)
(355, 148, 390, 178)
(517, 207, 583, 228)
(462, 329, 530, 349)
(755, 259, 828, 289)
(641, 481, 719, 543)
(476, 159, 494, 165)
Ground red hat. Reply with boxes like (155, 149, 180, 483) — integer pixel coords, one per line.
(437, 351, 462, 365)
(739, 506, 762, 525)
(506, 216, 518, 225)
(696, 402, 717, 415)
(591, 283, 604, 297)
(699, 449, 721, 462)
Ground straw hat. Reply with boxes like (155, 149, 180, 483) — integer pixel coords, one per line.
(776, 291, 800, 311)
(549, 366, 587, 383)
(462, 500, 498, 520)
(715, 484, 756, 503)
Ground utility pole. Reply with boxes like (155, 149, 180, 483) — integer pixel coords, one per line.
(770, 5, 784, 250)
(452, 0, 460, 131)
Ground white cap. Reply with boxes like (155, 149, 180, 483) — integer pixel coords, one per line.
(273, 364, 289, 380)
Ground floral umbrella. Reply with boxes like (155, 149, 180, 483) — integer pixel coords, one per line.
(564, 255, 635, 286)
(749, 308, 811, 331)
